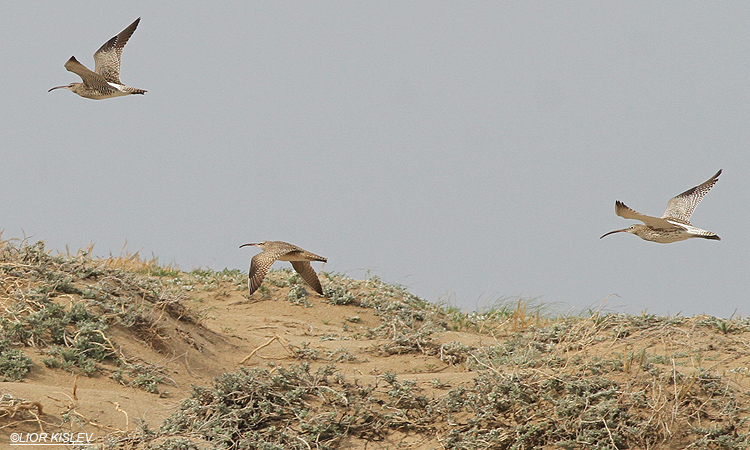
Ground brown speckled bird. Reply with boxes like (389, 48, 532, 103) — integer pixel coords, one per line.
(239, 241, 327, 295)
(49, 18, 147, 99)
(601, 170, 722, 243)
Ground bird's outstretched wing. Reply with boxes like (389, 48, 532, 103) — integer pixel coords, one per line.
(290, 261, 324, 295)
(248, 251, 282, 294)
(615, 201, 676, 229)
(94, 17, 140, 84)
(661, 170, 721, 225)
(65, 56, 116, 94)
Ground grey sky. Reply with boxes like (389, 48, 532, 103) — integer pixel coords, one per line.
(1, 2, 748, 317)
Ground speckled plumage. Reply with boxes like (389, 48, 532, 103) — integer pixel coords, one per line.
(240, 241, 327, 295)
(601, 170, 722, 243)
(49, 18, 146, 100)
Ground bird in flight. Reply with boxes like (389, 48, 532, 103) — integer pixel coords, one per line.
(240, 241, 327, 295)
(49, 18, 146, 99)
(601, 170, 722, 243)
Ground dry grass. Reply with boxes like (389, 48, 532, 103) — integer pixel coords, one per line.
(0, 236, 193, 385)
(1, 237, 749, 449)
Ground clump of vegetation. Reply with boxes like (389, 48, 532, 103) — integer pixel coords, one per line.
(0, 340, 32, 381)
(111, 363, 168, 394)
(158, 364, 356, 449)
(103, 364, 439, 449)
(444, 371, 661, 449)
(0, 237, 195, 389)
(190, 268, 245, 299)
(286, 283, 312, 307)
(323, 285, 355, 306)
(290, 342, 362, 363)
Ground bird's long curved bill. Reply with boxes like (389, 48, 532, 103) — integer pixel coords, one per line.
(48, 85, 66, 92)
(600, 229, 628, 239)
(239, 243, 258, 248)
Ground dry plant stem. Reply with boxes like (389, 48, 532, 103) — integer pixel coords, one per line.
(603, 417, 616, 449)
(240, 335, 279, 364)
(0, 400, 44, 417)
(67, 409, 124, 432)
(113, 401, 129, 431)
(72, 374, 78, 401)
(240, 334, 296, 364)
(0, 400, 45, 434)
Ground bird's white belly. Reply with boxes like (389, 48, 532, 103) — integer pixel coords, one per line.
(106, 82, 130, 97)
(647, 229, 691, 243)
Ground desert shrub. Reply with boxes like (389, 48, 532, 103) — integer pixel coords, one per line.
(0, 238, 189, 388)
(0, 340, 32, 381)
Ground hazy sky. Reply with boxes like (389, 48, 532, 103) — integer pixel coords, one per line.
(2, 2, 748, 317)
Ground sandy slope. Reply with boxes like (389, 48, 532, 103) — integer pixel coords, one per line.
(2, 266, 750, 449)
(1, 272, 476, 448)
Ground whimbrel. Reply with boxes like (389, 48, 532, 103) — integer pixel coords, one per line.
(600, 170, 722, 243)
(240, 241, 327, 295)
(49, 18, 146, 99)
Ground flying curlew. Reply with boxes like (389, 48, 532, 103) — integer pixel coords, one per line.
(49, 18, 146, 99)
(600, 170, 722, 243)
(240, 241, 327, 295)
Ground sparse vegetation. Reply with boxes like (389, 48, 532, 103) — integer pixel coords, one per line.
(0, 237, 195, 388)
(0, 340, 32, 382)
(2, 237, 750, 449)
